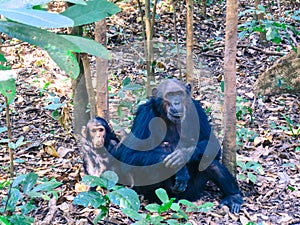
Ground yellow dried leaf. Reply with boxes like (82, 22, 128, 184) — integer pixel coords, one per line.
(75, 183, 89, 193)
(22, 126, 30, 133)
(44, 146, 60, 158)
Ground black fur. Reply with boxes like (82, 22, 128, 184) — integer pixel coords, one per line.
(114, 79, 243, 213)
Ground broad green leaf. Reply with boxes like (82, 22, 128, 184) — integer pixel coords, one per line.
(0, 53, 7, 62)
(155, 188, 169, 203)
(73, 191, 105, 208)
(145, 203, 160, 212)
(60, 35, 110, 59)
(0, 70, 16, 104)
(23, 172, 38, 194)
(81, 175, 106, 187)
(61, 0, 121, 26)
(12, 174, 27, 187)
(247, 172, 257, 183)
(6, 188, 21, 212)
(0, 21, 80, 78)
(107, 188, 140, 211)
(19, 202, 37, 214)
(0, 216, 10, 225)
(7, 215, 34, 225)
(198, 202, 214, 212)
(0, 8, 73, 28)
(0, 127, 7, 133)
(100, 171, 119, 190)
(159, 200, 174, 213)
(31, 180, 62, 192)
(62, 0, 86, 5)
(0, 0, 52, 8)
(122, 208, 146, 221)
(44, 103, 65, 110)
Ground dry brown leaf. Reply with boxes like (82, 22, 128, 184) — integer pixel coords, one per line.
(75, 182, 89, 193)
(44, 145, 60, 158)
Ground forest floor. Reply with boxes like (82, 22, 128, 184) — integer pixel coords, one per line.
(0, 0, 300, 224)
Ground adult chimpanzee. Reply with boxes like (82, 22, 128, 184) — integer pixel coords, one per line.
(80, 117, 119, 177)
(116, 79, 243, 214)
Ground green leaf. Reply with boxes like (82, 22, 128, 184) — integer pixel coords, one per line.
(0, 127, 7, 133)
(100, 171, 119, 190)
(7, 215, 34, 225)
(12, 174, 27, 187)
(19, 202, 37, 215)
(0, 0, 52, 8)
(155, 188, 169, 203)
(0, 21, 80, 78)
(6, 188, 22, 212)
(0, 53, 7, 62)
(31, 180, 62, 192)
(60, 35, 110, 59)
(145, 203, 160, 212)
(93, 206, 108, 224)
(73, 191, 105, 208)
(159, 200, 174, 213)
(170, 202, 180, 211)
(22, 172, 38, 194)
(0, 8, 73, 28)
(107, 188, 140, 211)
(0, 70, 16, 104)
(122, 208, 146, 221)
(44, 103, 65, 110)
(198, 202, 214, 212)
(61, 0, 87, 5)
(61, 0, 121, 26)
(81, 175, 106, 188)
(247, 172, 257, 183)
(123, 77, 131, 86)
(0, 216, 10, 225)
(15, 136, 25, 148)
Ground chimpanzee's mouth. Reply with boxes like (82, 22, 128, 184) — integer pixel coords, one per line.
(168, 112, 184, 121)
(94, 141, 104, 148)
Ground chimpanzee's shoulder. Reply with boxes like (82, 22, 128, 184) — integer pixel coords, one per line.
(135, 97, 158, 115)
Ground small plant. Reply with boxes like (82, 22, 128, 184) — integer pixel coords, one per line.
(237, 161, 264, 183)
(280, 113, 300, 138)
(123, 188, 214, 225)
(236, 126, 258, 147)
(0, 172, 62, 225)
(44, 94, 66, 120)
(73, 171, 140, 225)
(238, 6, 300, 51)
(236, 96, 253, 123)
(116, 77, 147, 117)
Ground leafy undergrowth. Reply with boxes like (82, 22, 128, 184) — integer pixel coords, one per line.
(0, 0, 300, 224)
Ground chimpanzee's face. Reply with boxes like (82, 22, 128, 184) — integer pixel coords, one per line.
(164, 89, 186, 123)
(82, 119, 107, 149)
(89, 122, 106, 148)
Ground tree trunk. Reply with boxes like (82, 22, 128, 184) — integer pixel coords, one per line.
(95, 20, 109, 120)
(145, 0, 156, 97)
(222, 0, 238, 175)
(186, 0, 193, 84)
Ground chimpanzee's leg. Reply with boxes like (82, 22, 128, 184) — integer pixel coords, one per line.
(204, 160, 243, 213)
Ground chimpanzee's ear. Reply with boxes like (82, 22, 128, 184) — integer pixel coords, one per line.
(152, 88, 158, 98)
(81, 126, 87, 138)
(185, 83, 192, 95)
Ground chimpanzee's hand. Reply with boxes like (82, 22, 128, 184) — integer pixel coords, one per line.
(219, 193, 243, 214)
(163, 147, 194, 168)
